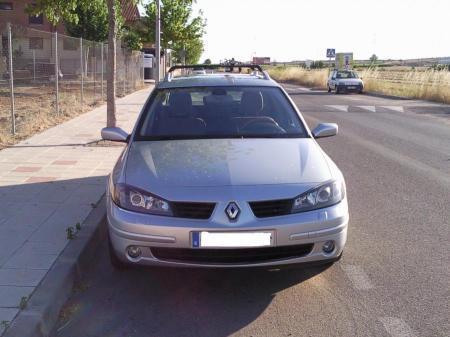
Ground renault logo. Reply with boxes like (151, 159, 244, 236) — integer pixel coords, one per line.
(225, 202, 240, 221)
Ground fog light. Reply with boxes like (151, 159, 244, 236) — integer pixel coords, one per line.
(322, 241, 335, 253)
(127, 246, 142, 258)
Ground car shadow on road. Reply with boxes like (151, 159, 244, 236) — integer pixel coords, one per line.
(55, 239, 330, 337)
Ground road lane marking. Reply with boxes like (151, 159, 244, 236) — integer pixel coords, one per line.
(356, 105, 376, 112)
(341, 264, 374, 290)
(379, 317, 416, 337)
(326, 105, 349, 112)
(381, 106, 404, 112)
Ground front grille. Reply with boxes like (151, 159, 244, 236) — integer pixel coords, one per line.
(151, 244, 314, 264)
(171, 201, 215, 219)
(249, 199, 293, 218)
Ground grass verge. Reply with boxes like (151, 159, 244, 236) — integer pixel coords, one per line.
(267, 66, 450, 104)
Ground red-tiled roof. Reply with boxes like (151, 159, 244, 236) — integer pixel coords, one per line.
(120, 0, 140, 23)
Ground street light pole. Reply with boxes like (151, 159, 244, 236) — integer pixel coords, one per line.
(155, 0, 161, 83)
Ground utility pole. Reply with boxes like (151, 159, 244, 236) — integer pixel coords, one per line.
(155, 0, 161, 83)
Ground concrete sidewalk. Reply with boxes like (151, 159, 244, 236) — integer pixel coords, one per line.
(0, 86, 152, 334)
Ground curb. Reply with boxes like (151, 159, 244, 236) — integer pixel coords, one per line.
(3, 196, 108, 337)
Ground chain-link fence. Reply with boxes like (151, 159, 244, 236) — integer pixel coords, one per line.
(0, 23, 144, 145)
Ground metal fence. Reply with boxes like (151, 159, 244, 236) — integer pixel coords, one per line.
(0, 23, 144, 140)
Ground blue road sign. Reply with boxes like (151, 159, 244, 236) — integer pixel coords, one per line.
(326, 48, 336, 58)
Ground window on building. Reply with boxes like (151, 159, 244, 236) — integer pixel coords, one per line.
(29, 37, 44, 50)
(0, 2, 13, 10)
(63, 38, 78, 51)
(29, 13, 44, 24)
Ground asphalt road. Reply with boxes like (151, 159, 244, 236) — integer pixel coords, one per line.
(54, 85, 450, 337)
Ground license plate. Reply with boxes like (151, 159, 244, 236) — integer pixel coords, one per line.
(347, 86, 356, 89)
(192, 231, 273, 248)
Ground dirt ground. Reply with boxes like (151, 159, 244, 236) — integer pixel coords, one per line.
(0, 80, 145, 149)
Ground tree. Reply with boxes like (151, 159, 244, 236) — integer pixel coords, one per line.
(64, 2, 142, 50)
(106, 0, 119, 127)
(179, 37, 203, 64)
(370, 54, 378, 63)
(27, 0, 134, 128)
(122, 28, 143, 50)
(203, 58, 211, 64)
(64, 2, 109, 42)
(145, 0, 206, 64)
(310, 60, 324, 69)
(26, 0, 85, 25)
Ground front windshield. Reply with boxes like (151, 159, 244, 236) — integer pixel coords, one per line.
(336, 71, 358, 79)
(136, 86, 308, 140)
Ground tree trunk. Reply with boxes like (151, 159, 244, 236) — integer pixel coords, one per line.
(106, 0, 117, 128)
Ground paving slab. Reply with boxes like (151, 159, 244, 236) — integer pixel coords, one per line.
(0, 286, 34, 308)
(0, 269, 47, 287)
(0, 308, 18, 334)
(0, 85, 152, 335)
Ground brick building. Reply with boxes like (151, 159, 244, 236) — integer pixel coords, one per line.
(0, 1, 140, 77)
(0, 0, 140, 53)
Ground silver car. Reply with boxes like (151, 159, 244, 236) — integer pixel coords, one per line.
(327, 69, 364, 94)
(102, 65, 348, 269)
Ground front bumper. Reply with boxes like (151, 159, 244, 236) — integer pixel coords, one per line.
(337, 84, 363, 92)
(107, 194, 348, 268)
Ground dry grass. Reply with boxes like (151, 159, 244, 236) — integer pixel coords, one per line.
(359, 68, 450, 104)
(267, 66, 450, 104)
(0, 81, 146, 149)
(268, 67, 328, 89)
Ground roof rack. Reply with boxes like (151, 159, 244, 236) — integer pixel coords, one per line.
(164, 64, 271, 82)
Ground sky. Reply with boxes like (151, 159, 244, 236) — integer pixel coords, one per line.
(141, 0, 450, 62)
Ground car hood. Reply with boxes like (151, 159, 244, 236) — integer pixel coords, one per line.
(124, 139, 332, 191)
(338, 78, 363, 85)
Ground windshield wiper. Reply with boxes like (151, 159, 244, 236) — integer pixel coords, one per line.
(146, 136, 201, 141)
(138, 135, 242, 141)
(238, 134, 306, 139)
(137, 134, 307, 141)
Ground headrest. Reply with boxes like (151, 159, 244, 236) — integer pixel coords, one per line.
(203, 90, 233, 105)
(212, 88, 227, 95)
(168, 92, 192, 117)
(240, 91, 263, 116)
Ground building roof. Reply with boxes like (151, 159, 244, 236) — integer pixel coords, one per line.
(120, 0, 140, 23)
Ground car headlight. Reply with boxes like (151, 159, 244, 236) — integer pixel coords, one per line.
(111, 183, 172, 216)
(292, 180, 345, 213)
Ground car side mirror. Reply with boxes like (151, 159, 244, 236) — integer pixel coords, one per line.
(331, 77, 336, 80)
(101, 127, 129, 143)
(311, 123, 338, 138)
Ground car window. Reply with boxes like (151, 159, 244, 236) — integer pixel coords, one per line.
(336, 71, 358, 79)
(136, 86, 308, 140)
